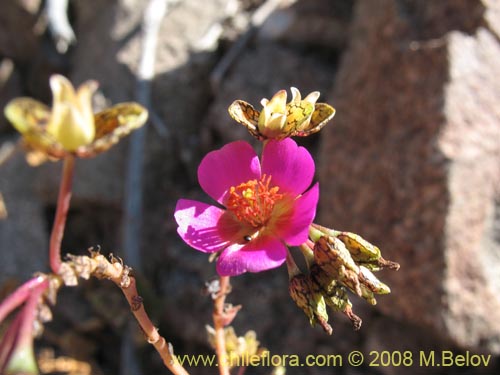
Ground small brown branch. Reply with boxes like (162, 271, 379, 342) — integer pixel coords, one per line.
(61, 252, 190, 375)
(49, 156, 75, 274)
(213, 276, 231, 375)
(114, 275, 189, 374)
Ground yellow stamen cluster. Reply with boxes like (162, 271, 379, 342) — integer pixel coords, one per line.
(225, 175, 283, 228)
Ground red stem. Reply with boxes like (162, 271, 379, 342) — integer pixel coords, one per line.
(15, 278, 49, 348)
(0, 277, 49, 373)
(0, 309, 23, 371)
(49, 156, 75, 273)
(0, 276, 47, 324)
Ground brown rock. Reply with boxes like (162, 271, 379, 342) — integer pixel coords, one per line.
(319, 0, 500, 353)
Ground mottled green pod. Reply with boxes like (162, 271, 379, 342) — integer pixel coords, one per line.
(337, 232, 381, 263)
(324, 284, 352, 312)
(310, 264, 352, 312)
(289, 274, 331, 334)
(359, 266, 391, 295)
(314, 236, 359, 275)
(289, 274, 313, 320)
(359, 284, 377, 305)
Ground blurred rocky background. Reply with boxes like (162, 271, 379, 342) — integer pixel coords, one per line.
(1, 0, 499, 374)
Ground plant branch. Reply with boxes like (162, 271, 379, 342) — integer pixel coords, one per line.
(0, 276, 49, 374)
(61, 251, 190, 375)
(16, 279, 49, 348)
(0, 276, 48, 324)
(213, 276, 231, 375)
(0, 309, 23, 372)
(115, 273, 189, 375)
(49, 156, 75, 274)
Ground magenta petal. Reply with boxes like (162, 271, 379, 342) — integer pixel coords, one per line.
(174, 199, 232, 253)
(261, 138, 315, 195)
(198, 141, 261, 204)
(216, 236, 287, 276)
(278, 183, 319, 246)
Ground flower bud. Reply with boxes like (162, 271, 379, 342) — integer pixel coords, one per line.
(313, 236, 362, 296)
(258, 90, 288, 138)
(288, 87, 319, 132)
(289, 274, 332, 334)
(4, 75, 148, 161)
(358, 265, 391, 305)
(46, 75, 97, 151)
(306, 224, 400, 329)
(229, 87, 335, 140)
(336, 232, 400, 271)
(309, 264, 351, 313)
(337, 232, 381, 262)
(312, 235, 394, 305)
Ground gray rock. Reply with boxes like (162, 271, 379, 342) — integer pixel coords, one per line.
(0, 59, 22, 134)
(0, 151, 48, 284)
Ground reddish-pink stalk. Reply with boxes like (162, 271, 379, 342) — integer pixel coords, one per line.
(0, 276, 47, 324)
(213, 276, 231, 375)
(0, 277, 48, 373)
(0, 309, 23, 371)
(15, 278, 48, 348)
(49, 156, 75, 273)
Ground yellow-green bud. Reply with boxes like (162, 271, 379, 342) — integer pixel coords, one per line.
(314, 236, 362, 296)
(314, 236, 359, 275)
(310, 265, 352, 312)
(359, 266, 391, 295)
(258, 90, 288, 138)
(46, 75, 97, 151)
(337, 232, 381, 262)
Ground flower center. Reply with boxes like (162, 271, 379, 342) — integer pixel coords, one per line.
(225, 175, 283, 228)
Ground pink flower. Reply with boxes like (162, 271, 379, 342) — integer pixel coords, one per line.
(174, 138, 319, 276)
